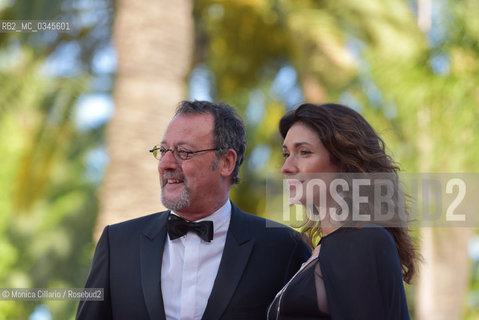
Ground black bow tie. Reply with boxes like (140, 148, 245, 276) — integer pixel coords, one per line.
(167, 213, 214, 242)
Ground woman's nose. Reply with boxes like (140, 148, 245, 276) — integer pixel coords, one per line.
(281, 155, 298, 174)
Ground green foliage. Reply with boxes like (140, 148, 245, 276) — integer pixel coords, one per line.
(0, 0, 113, 318)
(195, 0, 293, 98)
(0, 47, 100, 319)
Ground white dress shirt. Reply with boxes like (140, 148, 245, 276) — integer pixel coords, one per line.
(161, 201, 231, 320)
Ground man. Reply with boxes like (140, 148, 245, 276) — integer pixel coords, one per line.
(77, 101, 310, 320)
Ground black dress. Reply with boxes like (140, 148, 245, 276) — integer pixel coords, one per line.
(267, 225, 411, 320)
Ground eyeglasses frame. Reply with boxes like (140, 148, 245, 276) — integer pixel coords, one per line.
(149, 145, 219, 161)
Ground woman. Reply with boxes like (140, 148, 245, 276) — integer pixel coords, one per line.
(267, 103, 418, 320)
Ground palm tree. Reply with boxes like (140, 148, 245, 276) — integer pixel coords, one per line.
(96, 0, 194, 237)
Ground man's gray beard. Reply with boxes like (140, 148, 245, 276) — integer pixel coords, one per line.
(161, 184, 190, 212)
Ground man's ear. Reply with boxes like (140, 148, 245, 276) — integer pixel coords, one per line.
(219, 149, 237, 178)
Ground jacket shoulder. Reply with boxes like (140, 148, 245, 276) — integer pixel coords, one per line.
(323, 225, 396, 252)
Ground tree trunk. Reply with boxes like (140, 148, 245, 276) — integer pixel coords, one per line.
(417, 228, 472, 319)
(415, 108, 472, 320)
(96, 0, 193, 238)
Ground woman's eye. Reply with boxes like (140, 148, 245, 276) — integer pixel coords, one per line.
(300, 150, 312, 156)
(282, 152, 290, 159)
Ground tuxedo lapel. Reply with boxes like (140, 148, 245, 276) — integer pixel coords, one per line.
(202, 203, 255, 320)
(140, 211, 169, 320)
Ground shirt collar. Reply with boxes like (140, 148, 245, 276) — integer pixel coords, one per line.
(197, 200, 231, 235)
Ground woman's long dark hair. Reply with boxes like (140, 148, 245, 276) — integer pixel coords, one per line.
(279, 103, 418, 283)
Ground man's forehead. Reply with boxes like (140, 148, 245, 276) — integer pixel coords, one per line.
(162, 113, 214, 144)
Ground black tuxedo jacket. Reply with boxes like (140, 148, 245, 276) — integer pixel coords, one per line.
(76, 202, 310, 320)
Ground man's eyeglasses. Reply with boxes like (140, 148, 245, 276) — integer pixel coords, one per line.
(149, 145, 219, 161)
